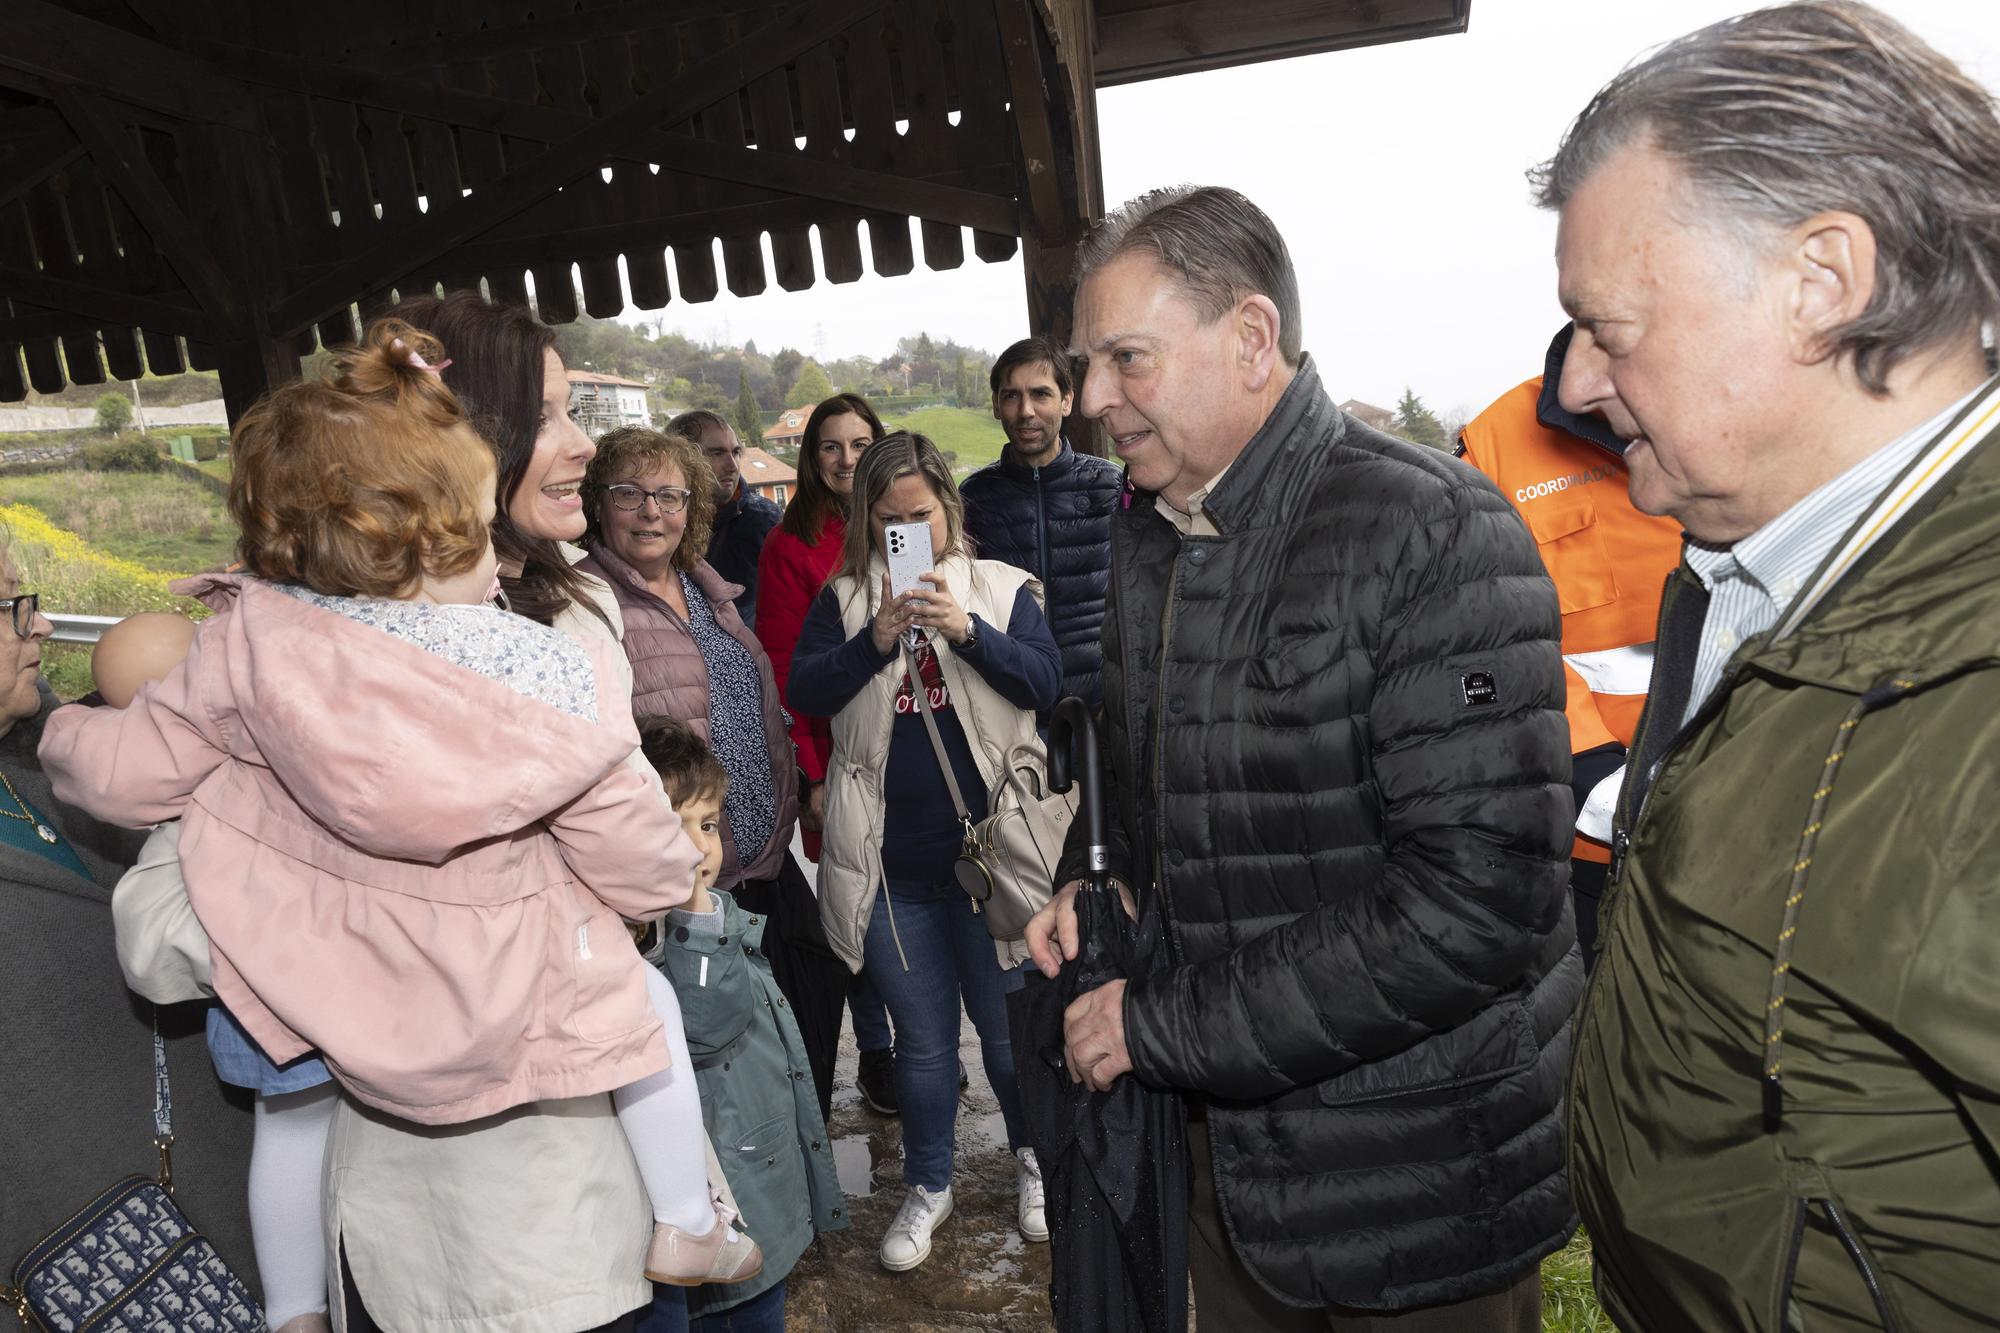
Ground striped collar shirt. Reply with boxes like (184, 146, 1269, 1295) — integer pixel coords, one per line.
(1680, 392, 1974, 726)
(1155, 458, 1236, 538)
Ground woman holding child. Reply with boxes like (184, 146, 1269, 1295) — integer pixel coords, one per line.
(44, 294, 760, 1333)
(788, 432, 1059, 1273)
(44, 312, 767, 1333)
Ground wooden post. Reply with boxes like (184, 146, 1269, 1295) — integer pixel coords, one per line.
(1006, 0, 1106, 454)
(200, 126, 299, 425)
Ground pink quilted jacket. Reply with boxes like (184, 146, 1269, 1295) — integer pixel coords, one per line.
(40, 577, 702, 1125)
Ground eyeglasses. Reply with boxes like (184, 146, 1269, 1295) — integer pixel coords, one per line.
(1, 592, 40, 638)
(601, 483, 693, 513)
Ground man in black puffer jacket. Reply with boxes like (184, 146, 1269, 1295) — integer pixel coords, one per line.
(961, 335, 1124, 711)
(1030, 187, 1582, 1330)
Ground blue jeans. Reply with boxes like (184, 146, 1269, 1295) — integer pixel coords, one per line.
(863, 877, 1028, 1190)
(848, 968, 893, 1055)
(639, 1281, 785, 1333)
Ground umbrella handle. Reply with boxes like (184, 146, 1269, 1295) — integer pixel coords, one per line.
(1049, 696, 1110, 893)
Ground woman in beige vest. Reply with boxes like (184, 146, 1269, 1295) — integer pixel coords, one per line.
(786, 433, 1060, 1274)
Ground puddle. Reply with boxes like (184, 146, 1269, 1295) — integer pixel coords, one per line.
(832, 1133, 876, 1198)
(960, 1107, 1009, 1153)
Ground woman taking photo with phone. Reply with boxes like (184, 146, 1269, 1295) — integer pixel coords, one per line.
(786, 432, 1059, 1275)
(754, 393, 901, 1118)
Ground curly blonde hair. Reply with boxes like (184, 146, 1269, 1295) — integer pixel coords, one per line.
(228, 320, 495, 599)
(583, 425, 717, 574)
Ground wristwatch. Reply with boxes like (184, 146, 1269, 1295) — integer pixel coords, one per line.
(959, 614, 980, 647)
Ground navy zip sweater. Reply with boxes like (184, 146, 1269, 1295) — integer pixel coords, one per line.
(960, 441, 1123, 712)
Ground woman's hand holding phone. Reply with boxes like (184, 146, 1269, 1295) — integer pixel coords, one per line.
(870, 573, 918, 656)
(908, 571, 972, 645)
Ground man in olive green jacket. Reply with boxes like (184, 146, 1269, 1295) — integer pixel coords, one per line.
(1532, 3, 2000, 1329)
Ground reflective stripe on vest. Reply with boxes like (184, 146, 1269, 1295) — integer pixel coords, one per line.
(1564, 642, 1657, 697)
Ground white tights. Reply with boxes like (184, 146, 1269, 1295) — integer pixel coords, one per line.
(613, 965, 718, 1234)
(246, 965, 711, 1330)
(248, 1083, 336, 1330)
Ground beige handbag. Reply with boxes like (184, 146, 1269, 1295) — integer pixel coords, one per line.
(904, 641, 1076, 940)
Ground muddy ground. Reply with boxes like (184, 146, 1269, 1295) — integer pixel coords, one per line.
(783, 1016, 1059, 1333)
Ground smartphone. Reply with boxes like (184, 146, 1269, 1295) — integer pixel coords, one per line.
(885, 521, 935, 600)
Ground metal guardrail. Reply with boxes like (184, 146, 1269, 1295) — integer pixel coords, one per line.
(47, 613, 122, 646)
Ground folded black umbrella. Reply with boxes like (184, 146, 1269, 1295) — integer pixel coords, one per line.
(1010, 698, 1189, 1333)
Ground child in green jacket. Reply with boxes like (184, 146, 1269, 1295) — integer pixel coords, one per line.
(639, 721, 848, 1330)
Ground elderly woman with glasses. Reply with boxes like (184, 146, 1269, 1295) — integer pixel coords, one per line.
(577, 425, 849, 1333)
(0, 522, 258, 1299)
(576, 424, 800, 892)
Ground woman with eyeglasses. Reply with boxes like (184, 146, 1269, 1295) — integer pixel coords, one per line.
(576, 424, 800, 906)
(576, 424, 847, 1333)
(0, 522, 259, 1306)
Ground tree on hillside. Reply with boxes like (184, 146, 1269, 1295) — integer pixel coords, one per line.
(95, 391, 132, 432)
(735, 374, 761, 446)
(1394, 388, 1448, 450)
(787, 360, 835, 408)
(771, 347, 805, 398)
(952, 355, 972, 408)
(1436, 403, 1474, 451)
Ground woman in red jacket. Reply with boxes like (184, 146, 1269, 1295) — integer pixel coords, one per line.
(754, 392, 898, 1114)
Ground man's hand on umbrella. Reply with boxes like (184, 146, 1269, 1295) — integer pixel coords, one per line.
(1064, 979, 1132, 1091)
(1028, 878, 1138, 979)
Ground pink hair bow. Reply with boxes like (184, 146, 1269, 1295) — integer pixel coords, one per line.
(390, 337, 453, 377)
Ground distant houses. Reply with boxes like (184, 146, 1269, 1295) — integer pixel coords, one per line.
(568, 370, 653, 437)
(740, 445, 797, 508)
(1338, 398, 1396, 434)
(762, 407, 810, 452)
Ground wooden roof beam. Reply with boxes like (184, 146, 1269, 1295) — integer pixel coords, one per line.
(193, 41, 1015, 239)
(1093, 0, 1470, 86)
(0, 0, 258, 131)
(54, 90, 243, 334)
(638, 138, 1015, 236)
(336, 0, 789, 76)
(269, 0, 891, 338)
(994, 0, 1069, 241)
(0, 263, 213, 340)
(0, 124, 85, 211)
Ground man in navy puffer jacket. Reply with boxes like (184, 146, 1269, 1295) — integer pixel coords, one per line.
(961, 336, 1124, 712)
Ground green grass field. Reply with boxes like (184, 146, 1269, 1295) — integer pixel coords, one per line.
(1541, 1235, 1613, 1332)
(879, 405, 1007, 474)
(5, 467, 236, 573)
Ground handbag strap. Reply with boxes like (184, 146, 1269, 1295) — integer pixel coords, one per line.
(901, 639, 972, 827)
(151, 1011, 176, 1192)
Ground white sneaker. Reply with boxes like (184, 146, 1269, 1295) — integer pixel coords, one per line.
(1016, 1147, 1048, 1242)
(879, 1183, 954, 1271)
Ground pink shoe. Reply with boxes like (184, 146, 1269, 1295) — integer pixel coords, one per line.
(644, 1196, 764, 1287)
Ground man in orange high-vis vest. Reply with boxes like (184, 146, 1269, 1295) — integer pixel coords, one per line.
(1458, 324, 1684, 965)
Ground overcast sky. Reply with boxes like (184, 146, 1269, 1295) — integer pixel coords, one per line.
(617, 0, 1998, 419)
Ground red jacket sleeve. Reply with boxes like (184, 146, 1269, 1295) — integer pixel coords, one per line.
(756, 530, 831, 782)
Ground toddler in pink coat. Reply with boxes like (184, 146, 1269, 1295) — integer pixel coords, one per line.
(40, 325, 763, 1327)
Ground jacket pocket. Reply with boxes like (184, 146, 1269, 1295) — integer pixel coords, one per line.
(1315, 996, 1539, 1107)
(1524, 497, 1616, 615)
(565, 900, 657, 1045)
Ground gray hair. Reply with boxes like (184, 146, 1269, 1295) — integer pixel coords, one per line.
(1073, 186, 1303, 365)
(1530, 1, 2000, 394)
